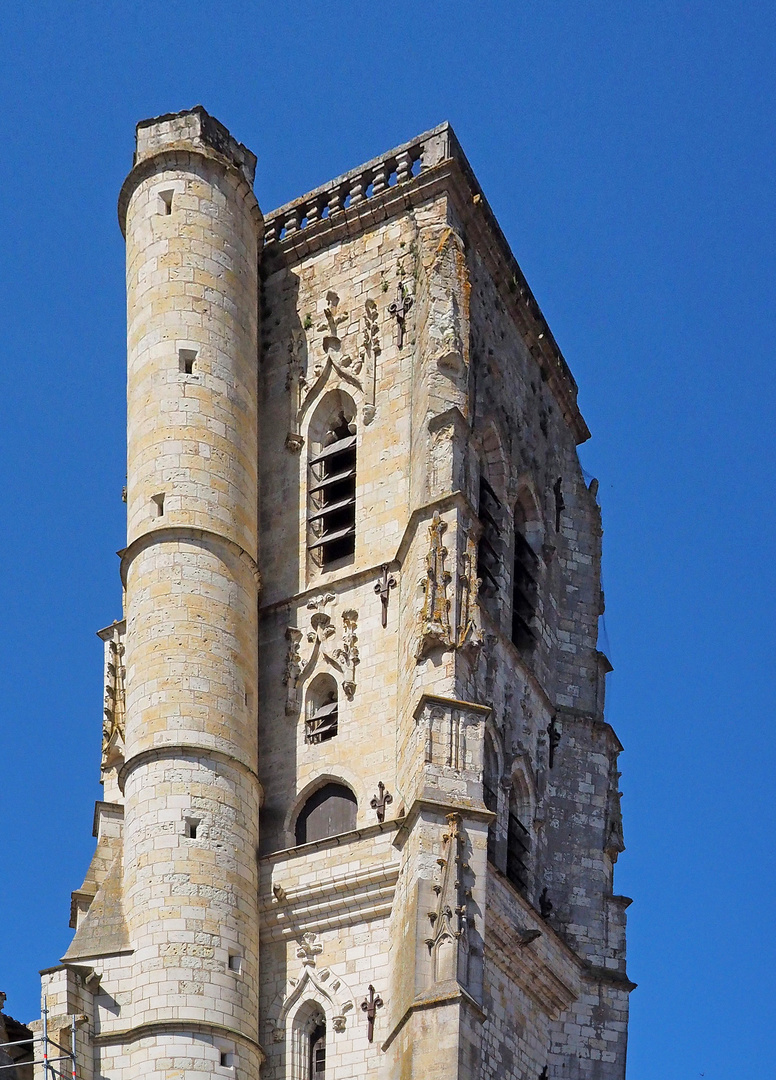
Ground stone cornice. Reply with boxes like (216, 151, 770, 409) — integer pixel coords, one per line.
(92, 1018, 266, 1063)
(118, 744, 261, 796)
(118, 125, 263, 239)
(119, 525, 261, 592)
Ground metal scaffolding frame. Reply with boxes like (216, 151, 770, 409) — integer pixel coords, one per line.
(0, 999, 76, 1078)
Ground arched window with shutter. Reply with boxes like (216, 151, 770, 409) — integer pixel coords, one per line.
(305, 674, 339, 745)
(307, 392, 357, 567)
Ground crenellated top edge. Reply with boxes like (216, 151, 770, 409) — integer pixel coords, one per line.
(134, 105, 257, 186)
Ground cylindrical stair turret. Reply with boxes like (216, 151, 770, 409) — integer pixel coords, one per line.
(118, 107, 263, 1078)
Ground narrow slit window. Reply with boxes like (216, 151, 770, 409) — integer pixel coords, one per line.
(151, 493, 165, 518)
(511, 502, 539, 651)
(219, 1050, 234, 1068)
(228, 954, 243, 973)
(159, 189, 174, 215)
(185, 818, 200, 839)
(506, 789, 530, 896)
(179, 349, 197, 374)
(308, 413, 356, 566)
(483, 737, 499, 866)
(478, 476, 503, 601)
(309, 1023, 326, 1078)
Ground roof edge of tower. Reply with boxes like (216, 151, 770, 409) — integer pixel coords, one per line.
(263, 122, 591, 445)
(117, 107, 262, 239)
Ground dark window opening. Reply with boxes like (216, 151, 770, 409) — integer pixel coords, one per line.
(511, 505, 539, 651)
(309, 1023, 326, 1078)
(159, 189, 174, 215)
(478, 476, 503, 601)
(185, 818, 199, 839)
(151, 493, 165, 518)
(506, 807, 530, 896)
(295, 783, 357, 845)
(484, 738, 499, 866)
(179, 348, 197, 374)
(308, 416, 356, 566)
(306, 696, 338, 744)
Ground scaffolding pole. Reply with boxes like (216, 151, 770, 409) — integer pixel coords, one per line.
(0, 999, 77, 1078)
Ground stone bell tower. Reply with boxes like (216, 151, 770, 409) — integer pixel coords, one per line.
(36, 108, 632, 1080)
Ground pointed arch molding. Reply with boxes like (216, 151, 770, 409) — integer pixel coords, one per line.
(283, 595, 360, 715)
(269, 961, 357, 1043)
(285, 291, 383, 449)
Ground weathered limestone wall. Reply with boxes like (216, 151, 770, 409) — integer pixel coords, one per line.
(40, 114, 631, 1080)
(117, 109, 264, 1079)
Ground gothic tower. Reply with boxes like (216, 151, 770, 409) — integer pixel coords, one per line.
(35, 109, 632, 1080)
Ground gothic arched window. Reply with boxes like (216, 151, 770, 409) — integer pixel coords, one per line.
(308, 393, 357, 568)
(295, 782, 357, 845)
(511, 498, 539, 651)
(305, 674, 338, 745)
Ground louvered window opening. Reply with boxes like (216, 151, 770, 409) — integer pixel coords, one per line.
(506, 811, 530, 895)
(478, 477, 502, 597)
(308, 422, 356, 566)
(483, 779, 498, 865)
(512, 530, 539, 650)
(305, 698, 338, 744)
(309, 1024, 326, 1078)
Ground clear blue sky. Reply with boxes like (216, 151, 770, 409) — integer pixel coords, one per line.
(1, 2, 774, 1075)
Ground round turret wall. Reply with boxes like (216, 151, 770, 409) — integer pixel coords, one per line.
(119, 115, 263, 1079)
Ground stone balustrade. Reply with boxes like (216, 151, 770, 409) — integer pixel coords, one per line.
(263, 122, 457, 244)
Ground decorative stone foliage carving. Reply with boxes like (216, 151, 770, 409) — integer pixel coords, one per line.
(359, 298, 381, 423)
(416, 511, 453, 659)
(99, 620, 126, 779)
(269, 957, 356, 1043)
(284, 597, 361, 711)
(605, 770, 625, 862)
(296, 931, 323, 967)
(286, 291, 387, 443)
(334, 610, 359, 700)
(426, 813, 474, 988)
(456, 522, 484, 651)
(388, 280, 413, 349)
(283, 628, 304, 715)
(285, 329, 308, 452)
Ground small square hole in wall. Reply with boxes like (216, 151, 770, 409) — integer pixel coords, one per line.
(219, 1051, 235, 1068)
(228, 954, 243, 973)
(179, 349, 197, 374)
(151, 493, 165, 518)
(184, 818, 200, 839)
(159, 189, 174, 215)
